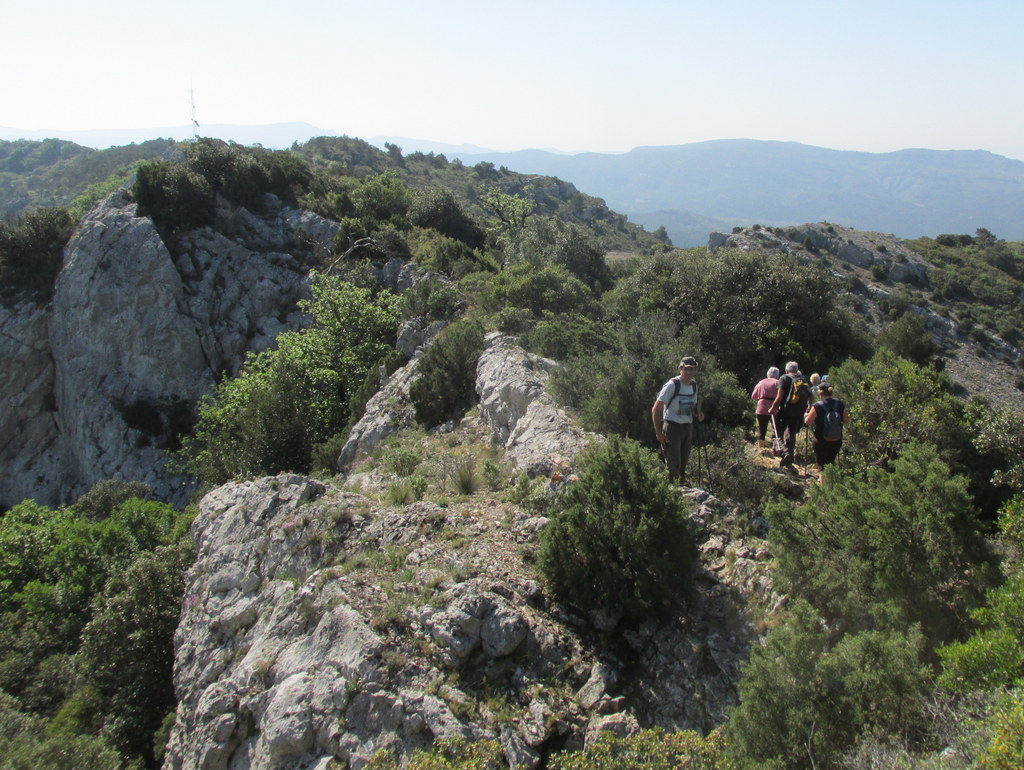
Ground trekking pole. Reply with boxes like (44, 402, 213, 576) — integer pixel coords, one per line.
(803, 423, 810, 475)
(701, 423, 712, 493)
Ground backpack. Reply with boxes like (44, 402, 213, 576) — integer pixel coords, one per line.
(821, 400, 844, 441)
(666, 378, 698, 416)
(785, 374, 811, 407)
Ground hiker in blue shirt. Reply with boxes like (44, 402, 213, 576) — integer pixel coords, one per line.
(652, 356, 705, 484)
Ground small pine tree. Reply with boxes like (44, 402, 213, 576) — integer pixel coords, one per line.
(537, 435, 695, 621)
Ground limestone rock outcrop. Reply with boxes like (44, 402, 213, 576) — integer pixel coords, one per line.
(0, 189, 335, 509)
(475, 333, 593, 478)
(166, 473, 770, 769)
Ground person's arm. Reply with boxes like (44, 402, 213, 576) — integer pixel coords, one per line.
(804, 403, 817, 427)
(652, 400, 667, 443)
(696, 396, 704, 422)
(769, 378, 786, 414)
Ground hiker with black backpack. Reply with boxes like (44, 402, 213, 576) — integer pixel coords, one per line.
(652, 356, 705, 485)
(804, 381, 849, 470)
(768, 361, 811, 472)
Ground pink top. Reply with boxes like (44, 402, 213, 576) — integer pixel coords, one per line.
(751, 377, 779, 415)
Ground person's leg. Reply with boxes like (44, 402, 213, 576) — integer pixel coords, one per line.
(781, 415, 799, 466)
(663, 421, 683, 482)
(756, 414, 769, 444)
(678, 422, 694, 482)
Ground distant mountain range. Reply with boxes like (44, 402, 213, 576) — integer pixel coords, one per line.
(4, 123, 1023, 247)
(441, 140, 1024, 246)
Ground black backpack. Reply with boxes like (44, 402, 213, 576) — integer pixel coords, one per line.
(821, 400, 844, 441)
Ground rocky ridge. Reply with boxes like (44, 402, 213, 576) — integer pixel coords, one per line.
(166, 335, 776, 769)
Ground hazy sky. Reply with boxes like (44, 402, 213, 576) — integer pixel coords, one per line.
(5, 0, 1024, 159)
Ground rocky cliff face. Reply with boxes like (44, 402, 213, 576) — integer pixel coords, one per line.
(0, 189, 336, 509)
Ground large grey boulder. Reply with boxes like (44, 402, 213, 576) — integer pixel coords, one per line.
(1, 189, 329, 508)
(475, 333, 593, 477)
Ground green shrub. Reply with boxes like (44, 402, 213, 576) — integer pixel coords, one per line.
(537, 435, 695, 621)
(489, 264, 596, 317)
(132, 159, 215, 236)
(938, 573, 1024, 693)
(0, 206, 75, 302)
(408, 186, 485, 249)
(725, 601, 932, 769)
(72, 479, 152, 521)
(73, 541, 194, 762)
(978, 690, 1024, 770)
(767, 442, 995, 644)
(366, 737, 503, 769)
(520, 312, 616, 361)
(410, 320, 485, 427)
(548, 728, 733, 769)
(380, 445, 420, 477)
(177, 274, 402, 487)
(402, 275, 464, 322)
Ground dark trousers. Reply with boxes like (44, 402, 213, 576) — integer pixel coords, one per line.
(812, 437, 842, 467)
(756, 414, 771, 441)
(779, 412, 803, 466)
(663, 420, 694, 482)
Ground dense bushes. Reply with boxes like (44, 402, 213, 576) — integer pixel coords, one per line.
(177, 273, 402, 487)
(409, 319, 485, 427)
(726, 601, 932, 768)
(537, 435, 695, 621)
(0, 206, 75, 301)
(133, 138, 315, 240)
(607, 248, 870, 381)
(0, 484, 193, 768)
(767, 442, 994, 644)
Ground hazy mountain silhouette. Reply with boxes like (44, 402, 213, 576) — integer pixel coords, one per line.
(440, 139, 1024, 246)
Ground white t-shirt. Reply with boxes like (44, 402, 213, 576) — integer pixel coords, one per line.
(657, 378, 698, 424)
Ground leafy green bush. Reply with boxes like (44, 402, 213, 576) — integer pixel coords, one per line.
(366, 737, 503, 769)
(177, 274, 402, 487)
(0, 206, 75, 301)
(520, 312, 616, 361)
(407, 229, 488, 280)
(132, 159, 216, 236)
(402, 275, 464, 322)
(977, 690, 1024, 770)
(72, 541, 194, 762)
(72, 479, 152, 521)
(876, 311, 942, 366)
(767, 442, 994, 644)
(548, 728, 733, 769)
(409, 186, 485, 248)
(537, 435, 695, 621)
(938, 573, 1024, 693)
(410, 320, 485, 427)
(606, 248, 869, 381)
(0, 691, 124, 770)
(0, 486, 192, 768)
(489, 264, 596, 317)
(725, 601, 932, 769)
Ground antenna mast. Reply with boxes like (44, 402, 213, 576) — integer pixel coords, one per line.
(190, 82, 200, 141)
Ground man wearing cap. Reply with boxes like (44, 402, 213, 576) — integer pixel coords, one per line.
(652, 357, 704, 484)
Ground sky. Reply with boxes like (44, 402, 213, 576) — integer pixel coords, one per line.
(4, 0, 1024, 160)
